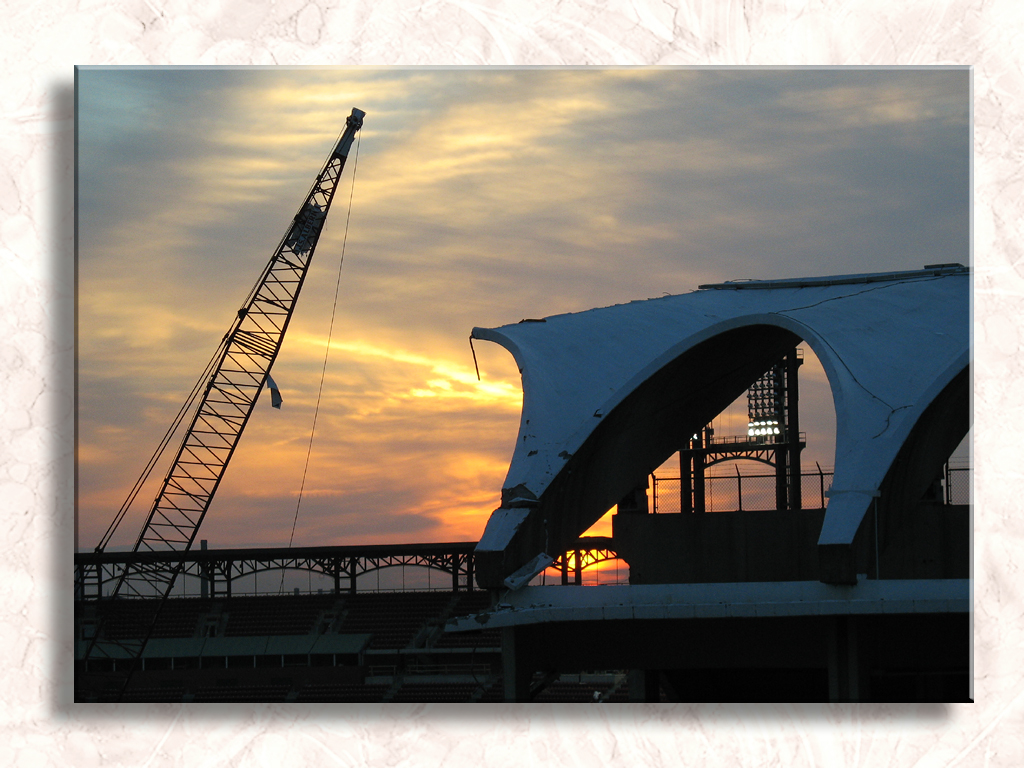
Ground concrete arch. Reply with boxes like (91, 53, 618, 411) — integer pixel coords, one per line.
(477, 321, 811, 588)
(472, 268, 969, 588)
(874, 360, 970, 564)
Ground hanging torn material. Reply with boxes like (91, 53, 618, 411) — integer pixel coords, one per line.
(469, 335, 481, 381)
(266, 374, 283, 409)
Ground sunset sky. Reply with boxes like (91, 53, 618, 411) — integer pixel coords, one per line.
(76, 67, 969, 553)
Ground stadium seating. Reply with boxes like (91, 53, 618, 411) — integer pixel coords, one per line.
(78, 589, 653, 702)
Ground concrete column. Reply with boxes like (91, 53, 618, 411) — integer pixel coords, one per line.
(787, 348, 802, 511)
(775, 444, 788, 512)
(693, 447, 706, 514)
(827, 616, 862, 702)
(680, 449, 693, 513)
(627, 669, 661, 702)
(502, 627, 532, 702)
(200, 539, 209, 599)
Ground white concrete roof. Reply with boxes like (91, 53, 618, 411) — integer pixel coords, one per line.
(445, 579, 970, 631)
(472, 266, 969, 555)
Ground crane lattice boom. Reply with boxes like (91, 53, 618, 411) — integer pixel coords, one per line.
(82, 110, 364, 691)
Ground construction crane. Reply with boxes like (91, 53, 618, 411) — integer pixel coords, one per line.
(80, 108, 365, 698)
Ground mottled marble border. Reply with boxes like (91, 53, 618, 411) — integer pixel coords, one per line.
(5, 1, 1022, 766)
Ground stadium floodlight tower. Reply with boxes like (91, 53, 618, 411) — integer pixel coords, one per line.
(677, 348, 803, 515)
(747, 349, 803, 512)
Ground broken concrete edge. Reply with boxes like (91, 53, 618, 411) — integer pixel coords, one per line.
(476, 507, 531, 553)
(502, 552, 555, 591)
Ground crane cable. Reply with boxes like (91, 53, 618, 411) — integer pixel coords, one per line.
(279, 131, 361, 586)
(98, 125, 360, 553)
(95, 335, 230, 552)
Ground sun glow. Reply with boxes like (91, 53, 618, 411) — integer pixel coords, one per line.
(290, 335, 524, 408)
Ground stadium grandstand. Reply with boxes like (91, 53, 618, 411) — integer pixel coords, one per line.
(74, 541, 631, 702)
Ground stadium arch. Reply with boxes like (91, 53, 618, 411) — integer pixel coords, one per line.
(470, 267, 970, 589)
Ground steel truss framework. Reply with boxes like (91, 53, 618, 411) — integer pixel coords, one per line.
(549, 537, 620, 585)
(691, 433, 808, 469)
(680, 347, 805, 514)
(77, 543, 476, 599)
(74, 540, 624, 600)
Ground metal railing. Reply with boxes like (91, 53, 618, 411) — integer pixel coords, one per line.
(652, 465, 834, 514)
(703, 431, 807, 448)
(652, 463, 971, 514)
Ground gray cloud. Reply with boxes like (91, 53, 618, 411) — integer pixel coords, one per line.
(77, 67, 969, 550)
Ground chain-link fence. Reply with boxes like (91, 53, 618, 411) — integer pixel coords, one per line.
(945, 466, 971, 505)
(652, 466, 833, 514)
(652, 463, 972, 513)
